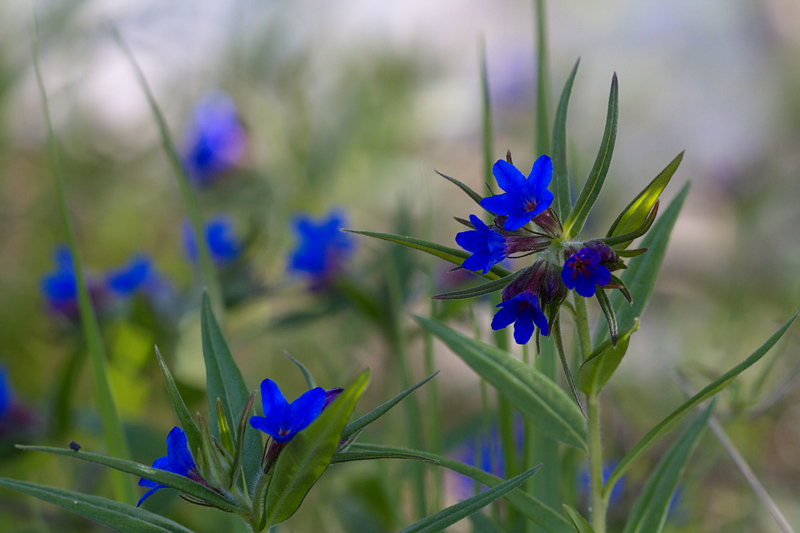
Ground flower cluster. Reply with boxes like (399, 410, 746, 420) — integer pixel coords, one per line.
(139, 378, 340, 506)
(453, 154, 632, 345)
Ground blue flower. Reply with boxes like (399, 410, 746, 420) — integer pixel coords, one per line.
(40, 246, 78, 313)
(455, 215, 507, 274)
(561, 248, 611, 298)
(250, 380, 326, 444)
(0, 366, 11, 419)
(480, 156, 554, 231)
(183, 216, 242, 267)
(182, 92, 247, 186)
(105, 255, 152, 296)
(138, 427, 200, 507)
(491, 291, 549, 344)
(289, 210, 354, 284)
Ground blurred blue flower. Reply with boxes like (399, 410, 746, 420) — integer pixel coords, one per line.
(105, 255, 153, 296)
(288, 210, 354, 285)
(491, 291, 549, 344)
(578, 461, 624, 506)
(182, 92, 247, 186)
(561, 248, 611, 298)
(138, 427, 201, 507)
(183, 216, 242, 267)
(40, 246, 78, 312)
(480, 156, 554, 231)
(455, 215, 507, 274)
(250, 379, 326, 443)
(0, 366, 11, 419)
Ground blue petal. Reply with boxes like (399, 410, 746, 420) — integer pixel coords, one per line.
(166, 427, 195, 474)
(260, 379, 290, 418)
(287, 387, 326, 435)
(480, 192, 519, 217)
(455, 230, 487, 253)
(513, 315, 534, 345)
(492, 160, 528, 198)
(574, 276, 597, 298)
(491, 303, 519, 330)
(250, 415, 283, 440)
(502, 211, 536, 231)
(137, 485, 162, 507)
(590, 264, 611, 287)
(525, 155, 553, 197)
(106, 255, 152, 295)
(533, 307, 549, 337)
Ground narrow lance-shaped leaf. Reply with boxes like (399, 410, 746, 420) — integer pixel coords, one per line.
(32, 19, 135, 505)
(605, 311, 799, 496)
(551, 58, 580, 220)
(200, 292, 262, 489)
(437, 170, 483, 206)
(230, 392, 256, 492)
(284, 351, 316, 389)
(579, 319, 639, 396)
(563, 505, 596, 533)
(0, 478, 196, 533)
(623, 401, 715, 533)
(155, 347, 203, 463)
(263, 370, 370, 528)
(398, 467, 541, 533)
(607, 151, 684, 249)
(595, 289, 618, 347)
(479, 35, 494, 190)
(345, 442, 573, 533)
(562, 73, 619, 239)
(432, 271, 522, 300)
(17, 446, 239, 512)
(593, 183, 690, 347)
(415, 316, 587, 449)
(343, 372, 438, 439)
(345, 229, 512, 280)
(552, 315, 585, 417)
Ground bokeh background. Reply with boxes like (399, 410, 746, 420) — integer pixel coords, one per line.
(1, 0, 800, 531)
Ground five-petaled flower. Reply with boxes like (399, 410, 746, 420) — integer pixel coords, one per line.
(491, 291, 549, 344)
(480, 156, 554, 231)
(183, 216, 242, 267)
(455, 215, 507, 274)
(138, 427, 202, 507)
(182, 92, 247, 187)
(561, 247, 611, 298)
(250, 380, 326, 443)
(289, 210, 354, 286)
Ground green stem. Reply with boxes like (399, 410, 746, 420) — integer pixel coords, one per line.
(587, 393, 605, 533)
(575, 295, 605, 531)
(534, 0, 550, 157)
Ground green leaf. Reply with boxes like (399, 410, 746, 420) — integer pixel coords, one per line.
(284, 351, 317, 389)
(0, 478, 196, 533)
(349, 443, 573, 533)
(593, 182, 690, 347)
(551, 58, 580, 220)
(155, 347, 203, 463)
(331, 449, 438, 465)
(562, 74, 618, 239)
(200, 293, 262, 489)
(437, 170, 483, 205)
(479, 36, 494, 189)
(607, 152, 684, 249)
(17, 446, 238, 512)
(563, 505, 595, 533)
(230, 393, 256, 491)
(263, 370, 370, 527)
(342, 372, 438, 439)
(432, 270, 522, 300)
(578, 320, 639, 396)
(469, 511, 506, 533)
(595, 290, 618, 347)
(623, 401, 714, 533)
(398, 467, 540, 533)
(415, 316, 587, 449)
(345, 230, 512, 281)
(605, 311, 799, 496)
(552, 315, 585, 416)
(32, 20, 135, 505)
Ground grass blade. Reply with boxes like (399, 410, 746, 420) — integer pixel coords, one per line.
(432, 271, 521, 300)
(155, 347, 203, 462)
(32, 15, 135, 505)
(563, 505, 595, 533)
